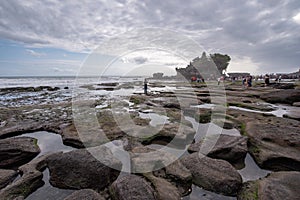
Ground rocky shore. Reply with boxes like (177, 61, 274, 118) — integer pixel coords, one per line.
(0, 80, 300, 199)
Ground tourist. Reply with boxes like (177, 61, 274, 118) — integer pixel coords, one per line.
(191, 76, 197, 82)
(144, 79, 148, 95)
(242, 76, 246, 88)
(217, 77, 221, 85)
(247, 76, 252, 88)
(264, 74, 270, 86)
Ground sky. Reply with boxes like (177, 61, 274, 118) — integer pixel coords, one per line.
(0, 0, 300, 76)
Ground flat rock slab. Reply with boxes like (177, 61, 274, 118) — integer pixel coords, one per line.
(0, 137, 40, 169)
(64, 189, 105, 200)
(110, 174, 156, 200)
(181, 153, 242, 196)
(283, 109, 300, 121)
(0, 169, 18, 189)
(260, 89, 300, 105)
(188, 134, 248, 165)
(46, 147, 122, 191)
(293, 102, 300, 107)
(246, 117, 300, 171)
(238, 171, 300, 200)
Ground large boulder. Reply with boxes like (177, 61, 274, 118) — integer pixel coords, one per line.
(64, 189, 105, 200)
(0, 169, 18, 189)
(188, 134, 248, 166)
(130, 146, 192, 195)
(260, 89, 300, 105)
(144, 174, 181, 200)
(46, 147, 122, 191)
(181, 153, 242, 196)
(238, 171, 300, 200)
(246, 117, 300, 171)
(110, 174, 156, 200)
(0, 137, 40, 169)
(153, 160, 192, 196)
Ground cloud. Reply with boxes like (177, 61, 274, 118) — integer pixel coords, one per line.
(293, 12, 300, 24)
(26, 49, 46, 57)
(0, 0, 300, 73)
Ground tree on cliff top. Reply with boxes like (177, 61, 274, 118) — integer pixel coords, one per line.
(210, 53, 231, 74)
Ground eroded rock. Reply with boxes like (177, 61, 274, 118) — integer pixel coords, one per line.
(246, 118, 300, 171)
(238, 171, 300, 200)
(64, 189, 105, 200)
(0, 154, 48, 200)
(0, 169, 18, 189)
(144, 173, 181, 200)
(260, 89, 300, 105)
(188, 134, 248, 166)
(181, 153, 242, 196)
(46, 147, 122, 190)
(110, 174, 156, 200)
(0, 137, 40, 169)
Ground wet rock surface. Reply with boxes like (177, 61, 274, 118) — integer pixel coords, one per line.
(0, 154, 48, 200)
(64, 189, 105, 200)
(181, 153, 242, 196)
(0, 169, 18, 189)
(246, 117, 300, 171)
(260, 89, 300, 104)
(46, 147, 122, 191)
(1, 80, 300, 199)
(144, 173, 181, 200)
(110, 174, 156, 200)
(188, 134, 248, 165)
(238, 171, 300, 200)
(0, 137, 40, 169)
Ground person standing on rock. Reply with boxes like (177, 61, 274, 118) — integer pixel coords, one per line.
(144, 79, 148, 95)
(264, 74, 270, 86)
(242, 77, 246, 88)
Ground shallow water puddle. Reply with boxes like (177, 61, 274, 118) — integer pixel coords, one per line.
(16, 131, 74, 156)
(14, 131, 76, 199)
(229, 104, 299, 118)
(26, 168, 75, 200)
(238, 153, 270, 182)
(185, 116, 240, 142)
(139, 112, 170, 126)
(183, 185, 236, 200)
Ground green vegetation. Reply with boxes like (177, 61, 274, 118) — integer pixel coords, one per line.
(240, 123, 247, 136)
(238, 181, 259, 200)
(33, 138, 38, 148)
(210, 53, 231, 74)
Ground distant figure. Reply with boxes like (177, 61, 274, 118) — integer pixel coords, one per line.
(242, 76, 246, 88)
(246, 76, 252, 88)
(278, 75, 282, 83)
(217, 77, 221, 85)
(144, 79, 148, 95)
(264, 74, 270, 86)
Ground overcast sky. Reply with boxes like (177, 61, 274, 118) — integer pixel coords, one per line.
(0, 0, 300, 76)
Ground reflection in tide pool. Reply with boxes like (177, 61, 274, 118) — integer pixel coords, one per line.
(238, 154, 270, 182)
(139, 112, 170, 127)
(183, 185, 236, 200)
(26, 169, 75, 200)
(15, 131, 76, 200)
(16, 131, 74, 156)
(185, 116, 240, 142)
